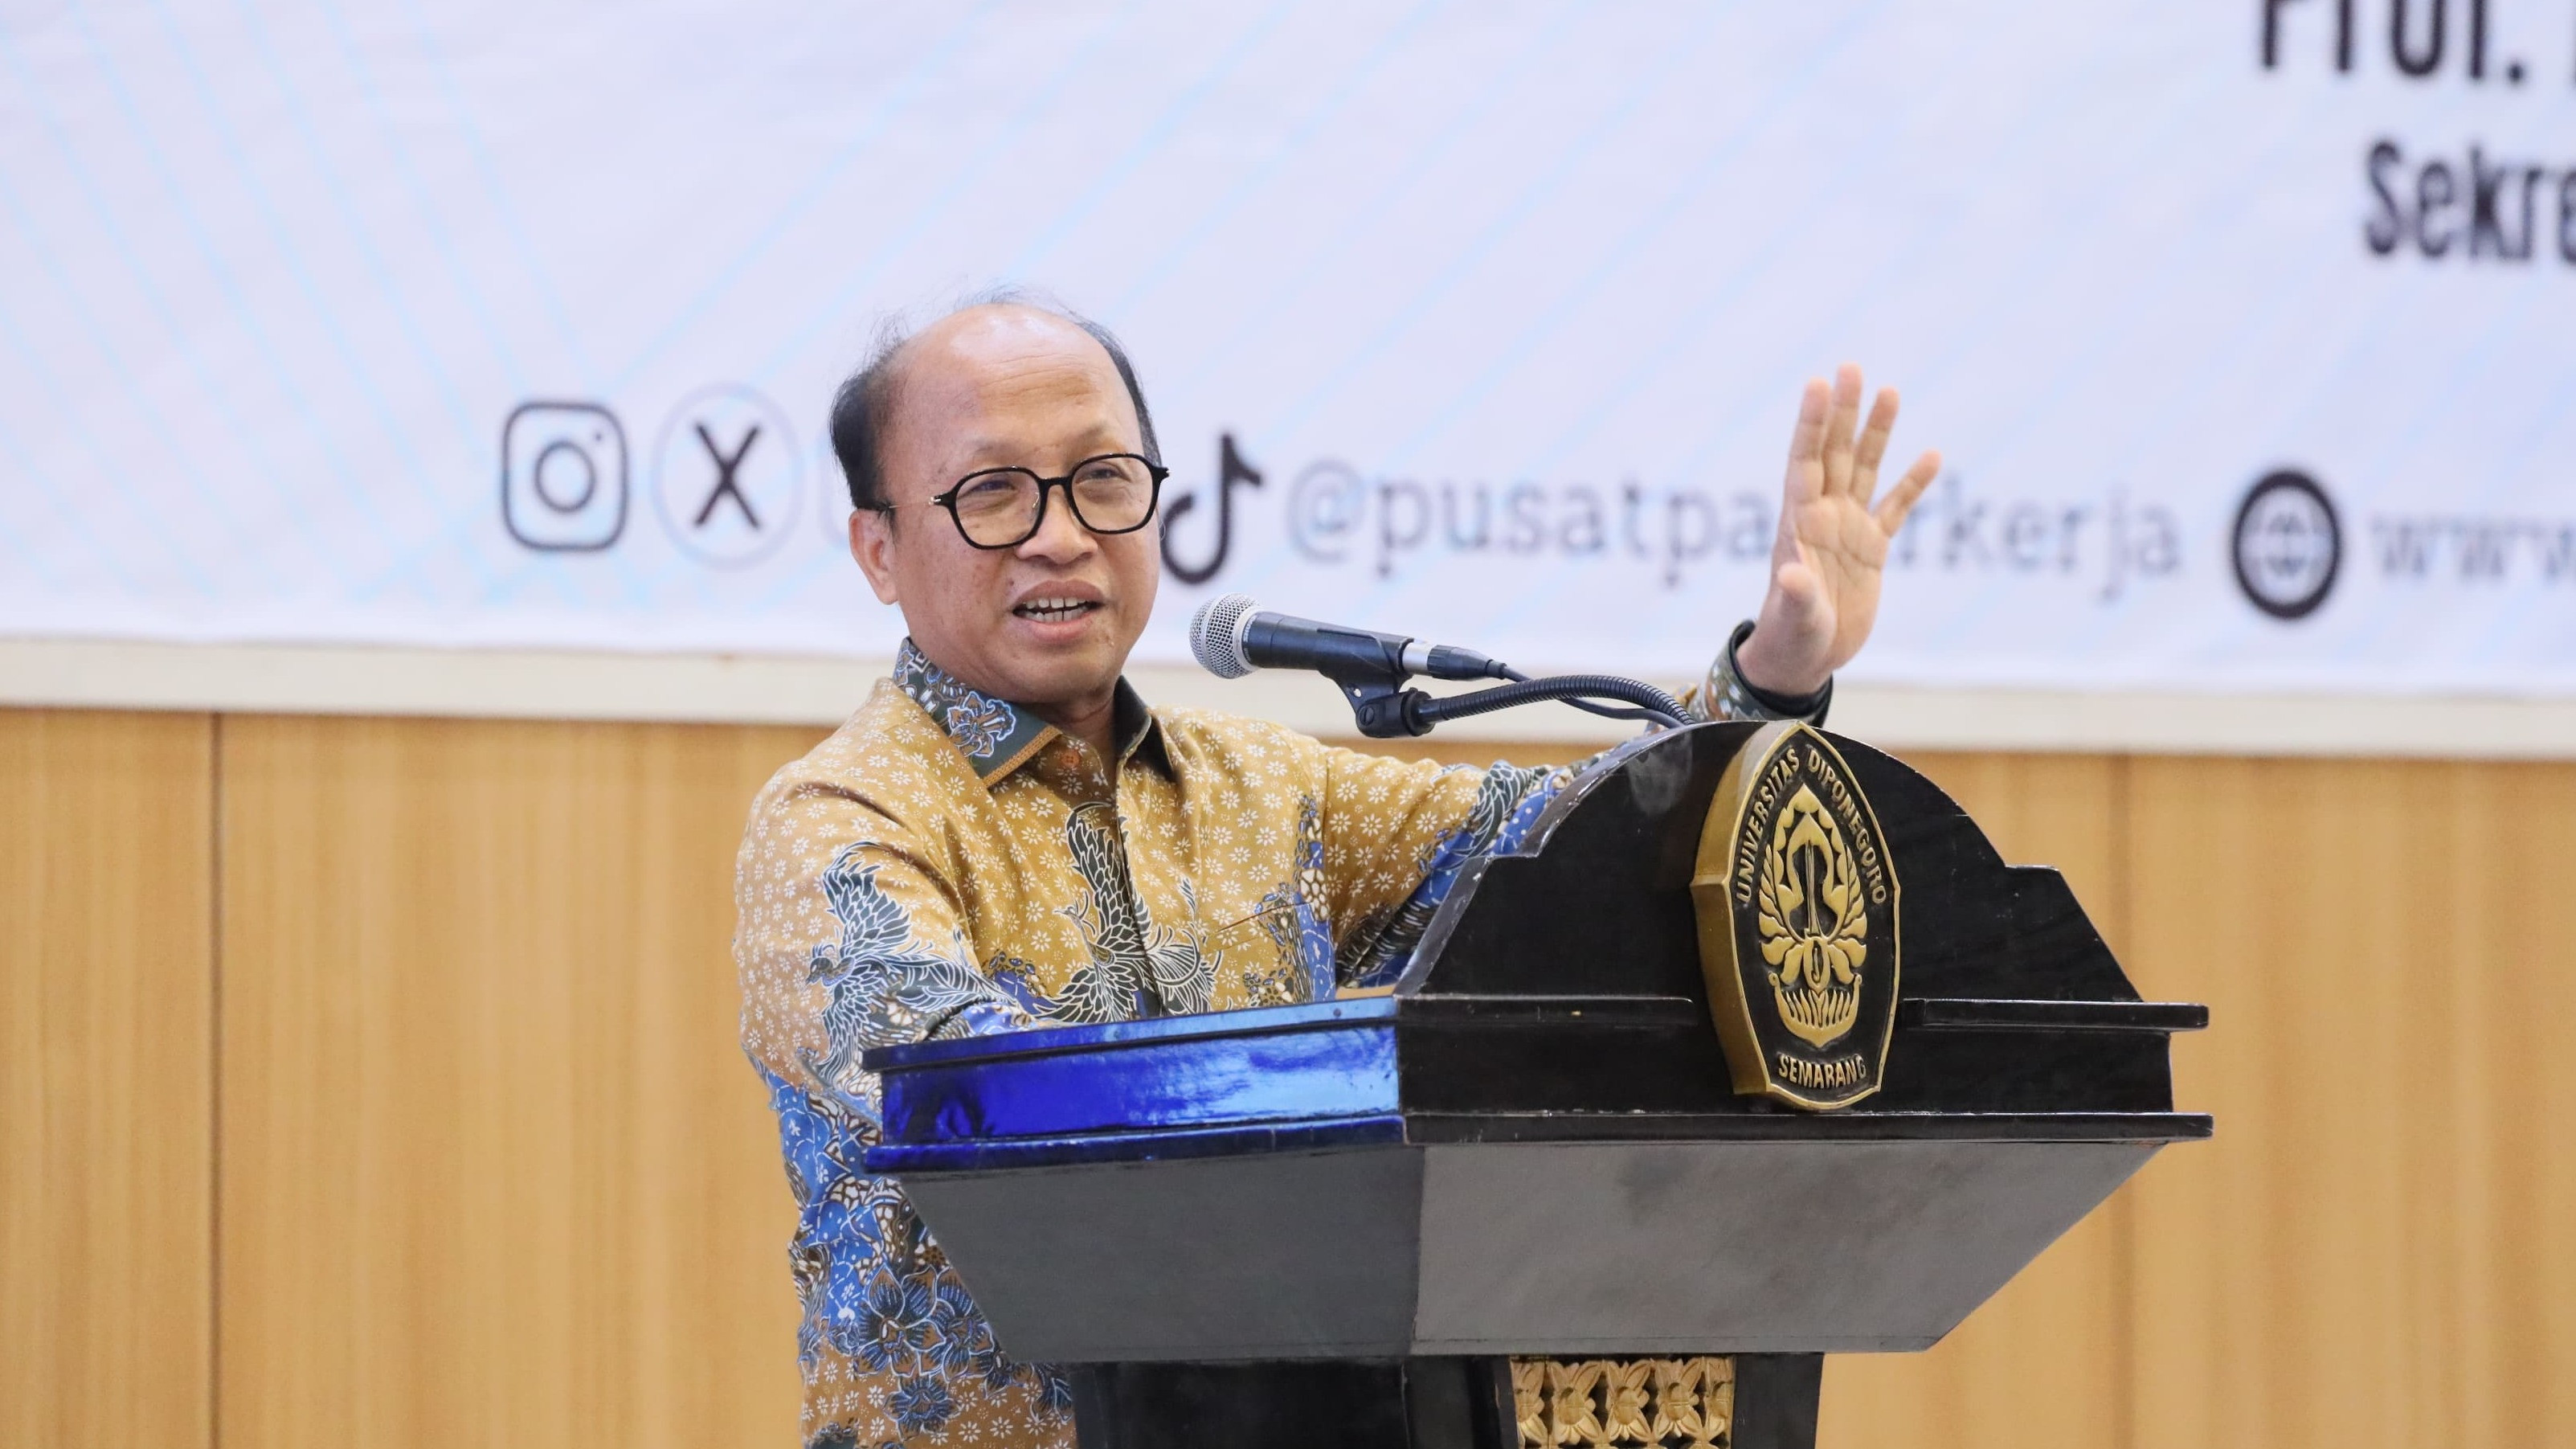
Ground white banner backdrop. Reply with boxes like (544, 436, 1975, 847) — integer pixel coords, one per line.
(2, 1, 2571, 694)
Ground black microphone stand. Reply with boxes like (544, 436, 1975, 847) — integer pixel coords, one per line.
(1335, 665, 1687, 739)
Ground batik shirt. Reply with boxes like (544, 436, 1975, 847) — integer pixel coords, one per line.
(735, 641, 1575, 1448)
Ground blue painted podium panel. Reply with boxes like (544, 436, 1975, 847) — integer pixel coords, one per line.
(863, 998, 1404, 1173)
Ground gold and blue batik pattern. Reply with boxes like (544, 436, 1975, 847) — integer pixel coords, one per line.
(738, 641, 1572, 1447)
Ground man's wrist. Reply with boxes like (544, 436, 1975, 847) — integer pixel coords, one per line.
(1689, 620, 1832, 725)
(1731, 619, 1830, 698)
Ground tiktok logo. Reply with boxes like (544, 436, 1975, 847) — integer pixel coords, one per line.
(1162, 433, 1263, 585)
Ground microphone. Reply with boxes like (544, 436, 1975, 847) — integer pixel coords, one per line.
(1187, 592, 1686, 738)
(1188, 593, 1507, 684)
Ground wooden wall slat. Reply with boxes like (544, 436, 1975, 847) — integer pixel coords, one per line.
(0, 710, 214, 1449)
(2124, 758, 2576, 1449)
(216, 716, 824, 1449)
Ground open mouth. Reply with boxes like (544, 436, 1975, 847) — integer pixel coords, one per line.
(1012, 597, 1102, 624)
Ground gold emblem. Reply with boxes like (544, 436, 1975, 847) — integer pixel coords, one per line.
(1757, 784, 1868, 1049)
(1691, 722, 1900, 1109)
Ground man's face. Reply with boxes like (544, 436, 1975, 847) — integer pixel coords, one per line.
(848, 305, 1159, 713)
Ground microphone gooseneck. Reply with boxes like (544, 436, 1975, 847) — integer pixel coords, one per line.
(1415, 674, 1687, 729)
(1184, 593, 1686, 738)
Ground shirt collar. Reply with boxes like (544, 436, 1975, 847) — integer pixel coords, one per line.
(893, 638, 1166, 786)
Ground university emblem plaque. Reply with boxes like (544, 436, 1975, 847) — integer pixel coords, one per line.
(1690, 722, 1901, 1110)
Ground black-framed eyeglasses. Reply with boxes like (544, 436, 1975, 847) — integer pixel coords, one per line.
(895, 452, 1170, 550)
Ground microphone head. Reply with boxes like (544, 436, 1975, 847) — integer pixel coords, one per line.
(1188, 593, 1259, 679)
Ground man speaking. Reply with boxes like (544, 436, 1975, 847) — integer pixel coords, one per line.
(734, 295, 1938, 1448)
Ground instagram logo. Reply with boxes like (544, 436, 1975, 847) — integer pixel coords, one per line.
(502, 401, 628, 551)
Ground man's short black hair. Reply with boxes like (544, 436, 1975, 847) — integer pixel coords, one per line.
(828, 287, 1161, 514)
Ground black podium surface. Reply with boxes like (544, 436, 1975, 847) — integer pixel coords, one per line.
(862, 722, 2207, 1447)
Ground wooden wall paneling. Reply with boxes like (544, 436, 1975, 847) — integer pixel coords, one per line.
(1817, 751, 2132, 1449)
(2476, 762, 2576, 1449)
(217, 716, 825, 1449)
(0, 709, 215, 1449)
(617, 720, 835, 1443)
(2124, 758, 2576, 1449)
(14, 698, 2521, 1449)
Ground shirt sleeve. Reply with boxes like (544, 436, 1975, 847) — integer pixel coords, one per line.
(734, 776, 1071, 1447)
(1679, 619, 1833, 724)
(1314, 628, 1830, 988)
(1318, 750, 1576, 990)
(1315, 614, 1846, 982)
(739, 782, 1035, 1099)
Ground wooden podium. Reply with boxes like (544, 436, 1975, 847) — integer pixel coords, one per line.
(862, 722, 2209, 1448)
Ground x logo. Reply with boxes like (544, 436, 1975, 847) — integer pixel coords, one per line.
(692, 422, 763, 530)
(651, 386, 800, 566)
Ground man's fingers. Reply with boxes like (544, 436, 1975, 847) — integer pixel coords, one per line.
(1873, 449, 1942, 534)
(1785, 377, 1830, 498)
(1822, 364, 1863, 495)
(1850, 387, 1900, 492)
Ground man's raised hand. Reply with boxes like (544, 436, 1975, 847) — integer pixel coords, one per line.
(1732, 363, 1940, 699)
